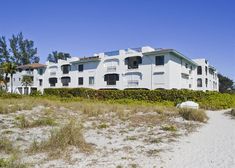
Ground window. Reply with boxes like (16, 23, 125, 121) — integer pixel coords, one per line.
(125, 56, 142, 69)
(49, 78, 57, 87)
(197, 78, 202, 87)
(89, 77, 94, 85)
(38, 69, 44, 75)
(61, 77, 71, 86)
(205, 78, 208, 87)
(197, 66, 202, 75)
(205, 66, 208, 75)
(185, 63, 188, 68)
(78, 77, 83, 85)
(19, 78, 21, 81)
(155, 56, 164, 65)
(61, 65, 70, 74)
(104, 74, 119, 85)
(78, 64, 83, 72)
(39, 79, 43, 86)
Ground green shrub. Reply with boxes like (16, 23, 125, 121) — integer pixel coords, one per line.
(43, 88, 235, 110)
(179, 108, 208, 122)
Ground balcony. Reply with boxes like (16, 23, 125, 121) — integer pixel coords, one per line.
(22, 70, 34, 76)
(107, 66, 116, 72)
(50, 72, 57, 76)
(127, 80, 139, 87)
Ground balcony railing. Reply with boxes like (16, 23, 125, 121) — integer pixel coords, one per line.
(22, 71, 33, 76)
(107, 66, 116, 72)
(127, 80, 139, 86)
(50, 72, 56, 76)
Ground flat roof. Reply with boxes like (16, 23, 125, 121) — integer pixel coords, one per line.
(143, 49, 198, 66)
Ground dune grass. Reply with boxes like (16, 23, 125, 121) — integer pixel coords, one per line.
(15, 115, 56, 128)
(29, 119, 92, 157)
(179, 108, 208, 122)
(0, 136, 15, 154)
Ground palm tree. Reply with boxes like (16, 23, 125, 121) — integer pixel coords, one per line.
(2, 62, 17, 93)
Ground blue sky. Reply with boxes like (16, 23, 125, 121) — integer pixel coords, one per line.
(0, 0, 234, 80)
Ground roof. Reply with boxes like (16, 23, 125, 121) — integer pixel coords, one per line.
(143, 49, 198, 66)
(17, 63, 46, 69)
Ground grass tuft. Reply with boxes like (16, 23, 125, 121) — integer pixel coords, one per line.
(179, 108, 208, 122)
(15, 115, 56, 128)
(29, 119, 92, 156)
(0, 136, 15, 154)
(161, 125, 177, 132)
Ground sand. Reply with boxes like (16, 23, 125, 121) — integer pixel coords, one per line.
(160, 110, 235, 168)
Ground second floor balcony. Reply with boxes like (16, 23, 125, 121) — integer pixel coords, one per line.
(107, 66, 117, 72)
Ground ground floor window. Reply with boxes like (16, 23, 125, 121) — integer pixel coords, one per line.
(78, 77, 83, 85)
(61, 77, 71, 86)
(104, 74, 119, 85)
(49, 78, 57, 87)
(197, 78, 202, 87)
(89, 76, 94, 85)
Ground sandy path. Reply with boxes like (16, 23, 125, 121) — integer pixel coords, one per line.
(160, 110, 235, 168)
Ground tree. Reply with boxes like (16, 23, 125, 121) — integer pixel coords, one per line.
(1, 62, 17, 93)
(218, 73, 234, 93)
(21, 75, 33, 87)
(0, 36, 13, 63)
(47, 51, 71, 63)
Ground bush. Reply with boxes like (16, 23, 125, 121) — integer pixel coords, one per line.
(44, 88, 235, 110)
(179, 108, 208, 122)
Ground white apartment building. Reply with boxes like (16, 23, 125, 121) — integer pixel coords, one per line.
(8, 46, 219, 94)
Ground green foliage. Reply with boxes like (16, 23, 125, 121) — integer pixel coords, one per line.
(218, 73, 234, 93)
(44, 88, 235, 110)
(21, 75, 33, 87)
(179, 108, 208, 122)
(47, 51, 71, 63)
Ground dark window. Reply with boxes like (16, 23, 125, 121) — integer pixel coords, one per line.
(185, 63, 188, 68)
(155, 56, 164, 65)
(78, 77, 83, 85)
(39, 79, 43, 86)
(49, 78, 57, 87)
(19, 78, 21, 81)
(61, 65, 71, 74)
(125, 56, 142, 69)
(61, 77, 71, 86)
(89, 76, 94, 85)
(104, 74, 119, 85)
(197, 78, 202, 87)
(38, 69, 44, 75)
(205, 78, 208, 87)
(78, 64, 83, 72)
(205, 66, 208, 75)
(197, 66, 202, 75)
